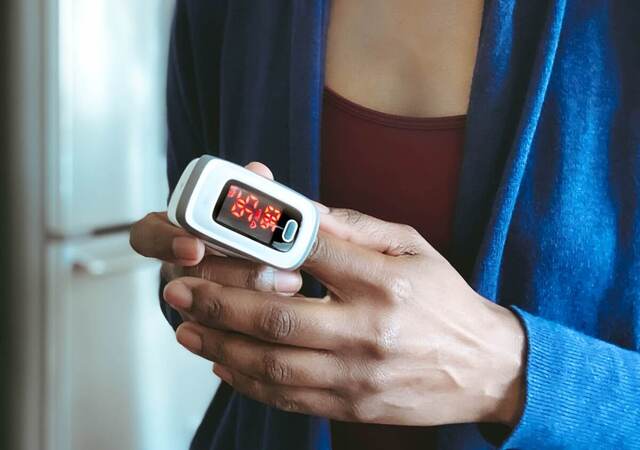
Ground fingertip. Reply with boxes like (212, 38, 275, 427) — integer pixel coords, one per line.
(313, 201, 330, 214)
(245, 161, 274, 180)
(163, 280, 193, 310)
(275, 270, 303, 294)
(176, 322, 202, 353)
(172, 236, 205, 264)
(254, 266, 302, 293)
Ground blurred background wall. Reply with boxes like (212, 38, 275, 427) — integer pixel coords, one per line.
(1, 1, 13, 449)
(2, 1, 219, 449)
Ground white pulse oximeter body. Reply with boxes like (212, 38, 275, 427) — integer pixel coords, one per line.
(168, 156, 319, 270)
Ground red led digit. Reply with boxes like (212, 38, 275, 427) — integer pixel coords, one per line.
(221, 184, 287, 240)
(251, 208, 263, 229)
(231, 195, 246, 218)
(245, 194, 259, 217)
(260, 205, 282, 232)
(244, 194, 260, 227)
(231, 187, 247, 218)
(227, 185, 240, 198)
(270, 209, 282, 231)
(259, 206, 274, 229)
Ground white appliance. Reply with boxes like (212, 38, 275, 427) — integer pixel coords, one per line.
(7, 0, 219, 449)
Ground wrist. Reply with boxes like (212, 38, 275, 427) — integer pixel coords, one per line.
(481, 301, 526, 426)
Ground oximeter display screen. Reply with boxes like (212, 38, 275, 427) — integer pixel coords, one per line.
(214, 181, 301, 252)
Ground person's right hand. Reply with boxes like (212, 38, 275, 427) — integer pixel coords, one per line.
(129, 162, 304, 320)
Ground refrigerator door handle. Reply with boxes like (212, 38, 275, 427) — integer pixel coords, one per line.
(72, 253, 157, 277)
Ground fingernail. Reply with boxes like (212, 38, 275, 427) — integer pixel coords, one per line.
(173, 236, 203, 260)
(163, 281, 193, 309)
(275, 270, 303, 293)
(255, 267, 301, 293)
(213, 364, 233, 384)
(313, 201, 330, 214)
(176, 325, 202, 353)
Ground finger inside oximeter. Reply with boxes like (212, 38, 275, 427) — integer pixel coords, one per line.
(167, 155, 319, 270)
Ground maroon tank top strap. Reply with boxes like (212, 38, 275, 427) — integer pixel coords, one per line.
(324, 87, 466, 130)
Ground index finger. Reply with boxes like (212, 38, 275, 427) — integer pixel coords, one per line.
(129, 212, 205, 266)
(130, 162, 274, 265)
(302, 231, 388, 297)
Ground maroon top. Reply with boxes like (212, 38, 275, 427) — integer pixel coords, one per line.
(320, 87, 466, 450)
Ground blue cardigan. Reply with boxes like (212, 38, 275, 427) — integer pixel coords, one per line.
(163, 1, 640, 448)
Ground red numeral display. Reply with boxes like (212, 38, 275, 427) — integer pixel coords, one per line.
(260, 205, 282, 232)
(227, 185, 281, 232)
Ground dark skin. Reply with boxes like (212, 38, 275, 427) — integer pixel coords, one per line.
(324, 0, 484, 116)
(130, 164, 526, 427)
(131, 0, 527, 431)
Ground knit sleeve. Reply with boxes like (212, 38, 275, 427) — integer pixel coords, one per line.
(501, 307, 640, 449)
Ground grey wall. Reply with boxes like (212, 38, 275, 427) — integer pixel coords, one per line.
(2, 1, 47, 449)
(0, 1, 10, 448)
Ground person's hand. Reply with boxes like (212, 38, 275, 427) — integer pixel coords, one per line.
(129, 162, 304, 322)
(162, 175, 527, 427)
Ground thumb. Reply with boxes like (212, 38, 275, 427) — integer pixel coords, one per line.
(316, 206, 428, 256)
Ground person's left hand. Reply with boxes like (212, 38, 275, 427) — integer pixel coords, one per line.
(163, 206, 526, 427)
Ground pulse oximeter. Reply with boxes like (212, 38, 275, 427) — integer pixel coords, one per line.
(168, 156, 319, 270)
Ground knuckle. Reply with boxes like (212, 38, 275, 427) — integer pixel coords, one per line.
(240, 376, 262, 398)
(334, 208, 383, 235)
(243, 264, 260, 290)
(212, 338, 227, 363)
(307, 234, 328, 264)
(262, 352, 291, 384)
(194, 284, 224, 323)
(388, 224, 422, 255)
(358, 365, 389, 394)
(257, 304, 298, 342)
(345, 399, 377, 423)
(271, 393, 300, 413)
(381, 273, 413, 304)
(332, 208, 377, 233)
(365, 315, 400, 359)
(205, 298, 224, 323)
(400, 224, 419, 239)
(203, 337, 227, 363)
(339, 208, 365, 226)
